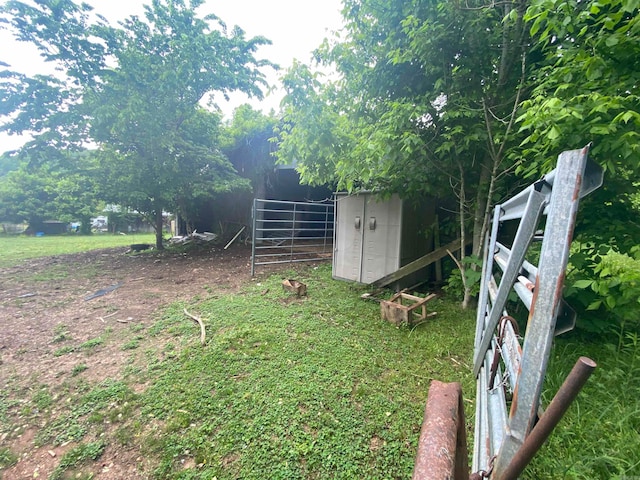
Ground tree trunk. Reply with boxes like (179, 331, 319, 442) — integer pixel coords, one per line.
(457, 162, 473, 310)
(154, 205, 164, 250)
(472, 163, 491, 258)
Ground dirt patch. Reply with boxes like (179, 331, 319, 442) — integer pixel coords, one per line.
(0, 244, 268, 479)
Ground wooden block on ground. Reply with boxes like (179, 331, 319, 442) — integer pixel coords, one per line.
(282, 279, 307, 297)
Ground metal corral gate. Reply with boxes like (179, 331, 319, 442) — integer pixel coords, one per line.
(413, 146, 604, 479)
(251, 198, 334, 276)
(472, 146, 603, 478)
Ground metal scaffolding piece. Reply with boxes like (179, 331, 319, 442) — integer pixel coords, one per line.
(472, 145, 604, 477)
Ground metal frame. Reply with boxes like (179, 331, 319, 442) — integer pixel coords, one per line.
(251, 198, 334, 276)
(472, 146, 603, 477)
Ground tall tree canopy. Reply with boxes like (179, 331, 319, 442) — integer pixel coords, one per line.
(277, 0, 532, 306)
(519, 0, 640, 332)
(0, 0, 274, 248)
(221, 104, 278, 195)
(277, 0, 639, 312)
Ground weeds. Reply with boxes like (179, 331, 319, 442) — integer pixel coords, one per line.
(53, 324, 72, 343)
(138, 265, 476, 478)
(49, 440, 106, 480)
(79, 337, 104, 351)
(122, 336, 143, 351)
(32, 387, 53, 411)
(53, 346, 75, 357)
(71, 364, 89, 376)
(0, 447, 18, 469)
(3, 263, 635, 479)
(35, 379, 138, 446)
(52, 336, 104, 357)
(525, 334, 640, 479)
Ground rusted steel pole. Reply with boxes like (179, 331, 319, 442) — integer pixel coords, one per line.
(500, 357, 596, 480)
(413, 381, 469, 480)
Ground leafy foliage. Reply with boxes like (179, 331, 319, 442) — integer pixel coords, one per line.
(221, 104, 278, 190)
(525, 336, 640, 479)
(519, 0, 640, 175)
(49, 441, 106, 480)
(0, 151, 100, 232)
(568, 246, 640, 334)
(276, 0, 533, 307)
(0, 0, 274, 247)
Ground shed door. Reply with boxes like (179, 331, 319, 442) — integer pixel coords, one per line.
(360, 195, 402, 283)
(332, 195, 365, 281)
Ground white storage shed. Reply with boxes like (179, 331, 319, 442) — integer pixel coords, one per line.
(332, 192, 437, 285)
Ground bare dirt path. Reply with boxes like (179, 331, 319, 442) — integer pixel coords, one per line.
(0, 244, 257, 479)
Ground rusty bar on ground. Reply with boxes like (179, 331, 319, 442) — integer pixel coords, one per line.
(499, 357, 596, 480)
(413, 381, 469, 480)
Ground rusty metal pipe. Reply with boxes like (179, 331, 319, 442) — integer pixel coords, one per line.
(499, 357, 596, 480)
(413, 381, 469, 480)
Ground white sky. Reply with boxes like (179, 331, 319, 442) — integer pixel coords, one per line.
(0, 0, 344, 154)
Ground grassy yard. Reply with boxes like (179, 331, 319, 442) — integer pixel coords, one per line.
(135, 270, 478, 478)
(527, 334, 640, 478)
(1, 240, 639, 478)
(0, 233, 156, 268)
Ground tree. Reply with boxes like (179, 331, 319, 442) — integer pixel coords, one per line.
(519, 0, 639, 176)
(277, 0, 533, 307)
(222, 104, 278, 195)
(517, 0, 640, 252)
(518, 0, 640, 334)
(1, 0, 274, 249)
(0, 151, 101, 233)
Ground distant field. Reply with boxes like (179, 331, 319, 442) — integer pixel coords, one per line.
(0, 233, 156, 268)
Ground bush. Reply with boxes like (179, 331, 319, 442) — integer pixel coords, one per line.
(567, 244, 640, 335)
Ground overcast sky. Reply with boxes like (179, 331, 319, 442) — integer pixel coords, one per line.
(0, 0, 344, 154)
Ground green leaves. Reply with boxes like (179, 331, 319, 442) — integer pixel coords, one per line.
(0, 150, 101, 227)
(520, 0, 640, 177)
(1, 0, 277, 245)
(568, 247, 640, 332)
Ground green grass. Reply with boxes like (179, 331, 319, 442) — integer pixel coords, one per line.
(524, 334, 640, 479)
(0, 447, 18, 470)
(53, 336, 105, 357)
(49, 440, 106, 480)
(0, 233, 156, 268)
(71, 364, 89, 377)
(2, 259, 637, 479)
(138, 266, 476, 479)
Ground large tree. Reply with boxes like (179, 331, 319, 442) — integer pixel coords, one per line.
(221, 104, 278, 196)
(0, 0, 274, 248)
(517, 0, 640, 333)
(277, 0, 532, 306)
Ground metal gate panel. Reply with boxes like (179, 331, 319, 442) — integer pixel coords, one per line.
(472, 145, 604, 477)
(251, 199, 334, 276)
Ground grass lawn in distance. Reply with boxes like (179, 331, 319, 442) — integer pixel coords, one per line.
(0, 233, 157, 268)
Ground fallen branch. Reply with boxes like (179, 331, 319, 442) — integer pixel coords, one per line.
(183, 308, 206, 345)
